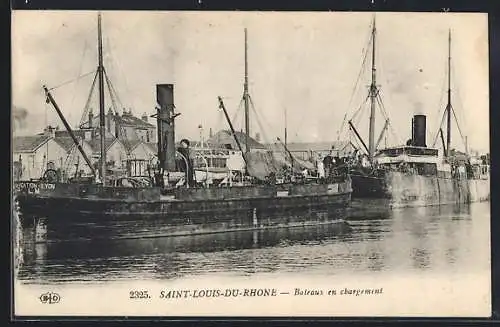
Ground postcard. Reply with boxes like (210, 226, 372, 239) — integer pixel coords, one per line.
(12, 10, 490, 317)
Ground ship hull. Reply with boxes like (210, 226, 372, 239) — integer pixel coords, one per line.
(14, 180, 352, 240)
(351, 173, 390, 199)
(351, 171, 490, 207)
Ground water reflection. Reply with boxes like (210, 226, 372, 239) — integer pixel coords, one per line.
(16, 201, 489, 284)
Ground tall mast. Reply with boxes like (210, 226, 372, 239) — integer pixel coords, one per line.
(368, 16, 377, 159)
(244, 28, 250, 154)
(446, 29, 452, 158)
(97, 12, 106, 185)
(284, 107, 288, 148)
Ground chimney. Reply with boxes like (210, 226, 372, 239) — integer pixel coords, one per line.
(107, 108, 113, 133)
(88, 111, 94, 129)
(141, 112, 148, 123)
(156, 84, 176, 171)
(44, 125, 57, 138)
(209, 128, 213, 138)
(255, 132, 261, 142)
(412, 114, 427, 147)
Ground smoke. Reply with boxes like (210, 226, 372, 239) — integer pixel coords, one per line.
(414, 101, 424, 115)
(12, 106, 28, 131)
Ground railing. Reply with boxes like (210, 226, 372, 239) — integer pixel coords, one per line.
(193, 152, 209, 187)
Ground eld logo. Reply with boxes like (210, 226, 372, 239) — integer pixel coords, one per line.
(39, 292, 61, 304)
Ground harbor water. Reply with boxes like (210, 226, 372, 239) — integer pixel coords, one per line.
(15, 200, 490, 285)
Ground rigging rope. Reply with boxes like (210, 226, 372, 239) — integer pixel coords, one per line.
(431, 60, 448, 145)
(450, 62, 468, 145)
(231, 96, 245, 131)
(69, 40, 89, 123)
(351, 94, 370, 125)
(48, 70, 96, 91)
(104, 69, 120, 112)
(105, 69, 126, 111)
(105, 35, 136, 111)
(104, 69, 132, 155)
(79, 71, 98, 128)
(352, 95, 370, 130)
(431, 108, 447, 148)
(337, 27, 373, 140)
(373, 60, 401, 146)
(375, 93, 400, 145)
(451, 104, 467, 149)
(248, 95, 273, 147)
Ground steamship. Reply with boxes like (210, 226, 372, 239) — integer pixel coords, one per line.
(14, 13, 352, 237)
(346, 18, 489, 206)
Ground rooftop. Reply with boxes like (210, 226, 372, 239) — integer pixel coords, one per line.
(114, 112, 155, 129)
(13, 135, 51, 153)
(53, 136, 78, 153)
(207, 130, 266, 150)
(86, 138, 118, 154)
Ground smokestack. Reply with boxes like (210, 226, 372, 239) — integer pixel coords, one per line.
(141, 112, 148, 123)
(156, 84, 176, 171)
(412, 114, 427, 147)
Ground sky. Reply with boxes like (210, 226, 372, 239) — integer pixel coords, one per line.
(11, 11, 489, 153)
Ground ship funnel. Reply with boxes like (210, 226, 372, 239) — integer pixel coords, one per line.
(156, 84, 176, 171)
(412, 114, 427, 147)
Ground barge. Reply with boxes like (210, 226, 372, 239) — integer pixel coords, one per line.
(14, 14, 352, 238)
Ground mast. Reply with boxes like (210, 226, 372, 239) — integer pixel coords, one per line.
(368, 15, 377, 159)
(97, 12, 106, 185)
(244, 28, 250, 154)
(284, 107, 288, 148)
(446, 29, 452, 158)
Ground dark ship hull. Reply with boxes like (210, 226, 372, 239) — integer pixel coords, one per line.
(350, 169, 389, 199)
(14, 180, 352, 239)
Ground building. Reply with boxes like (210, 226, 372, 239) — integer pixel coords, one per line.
(13, 127, 68, 180)
(85, 108, 157, 143)
(86, 137, 128, 169)
(124, 140, 157, 176)
(53, 136, 96, 177)
(13, 105, 158, 180)
(206, 130, 267, 152)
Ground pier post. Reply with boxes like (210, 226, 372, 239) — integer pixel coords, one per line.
(252, 208, 258, 227)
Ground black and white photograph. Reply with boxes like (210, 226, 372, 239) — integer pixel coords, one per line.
(12, 10, 490, 316)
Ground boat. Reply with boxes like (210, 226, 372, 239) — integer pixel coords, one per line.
(14, 14, 352, 237)
(342, 17, 489, 206)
